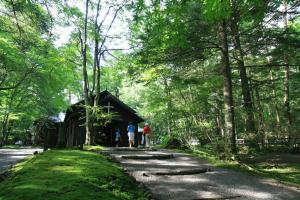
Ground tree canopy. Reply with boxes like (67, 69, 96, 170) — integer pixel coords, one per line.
(0, 0, 299, 156)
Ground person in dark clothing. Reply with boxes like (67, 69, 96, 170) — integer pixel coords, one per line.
(115, 128, 121, 147)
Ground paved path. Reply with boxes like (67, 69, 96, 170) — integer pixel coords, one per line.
(104, 148, 300, 200)
(0, 147, 42, 172)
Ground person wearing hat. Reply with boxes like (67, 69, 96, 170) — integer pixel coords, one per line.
(143, 123, 151, 147)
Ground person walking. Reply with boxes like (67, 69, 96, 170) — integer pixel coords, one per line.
(115, 128, 121, 147)
(143, 123, 151, 147)
(127, 122, 135, 148)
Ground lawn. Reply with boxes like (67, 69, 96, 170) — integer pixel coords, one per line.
(0, 150, 149, 200)
(83, 145, 105, 151)
(183, 148, 300, 187)
(0, 145, 22, 149)
(250, 163, 300, 186)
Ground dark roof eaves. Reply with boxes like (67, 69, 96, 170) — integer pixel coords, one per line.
(67, 91, 144, 122)
(100, 93, 144, 122)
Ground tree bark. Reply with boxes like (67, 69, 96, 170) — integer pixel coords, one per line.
(219, 20, 237, 154)
(230, 0, 255, 132)
(163, 77, 173, 136)
(90, 0, 102, 145)
(254, 87, 265, 148)
(270, 70, 281, 128)
(81, 0, 91, 145)
(283, 1, 291, 126)
(0, 90, 16, 146)
(216, 106, 224, 137)
(1, 113, 9, 146)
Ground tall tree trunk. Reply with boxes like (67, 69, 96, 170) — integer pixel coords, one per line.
(219, 20, 237, 154)
(264, 46, 281, 130)
(1, 114, 9, 146)
(163, 77, 173, 136)
(283, 1, 291, 127)
(91, 0, 101, 145)
(1, 122, 5, 146)
(270, 70, 281, 128)
(255, 87, 265, 148)
(82, 0, 91, 146)
(94, 0, 101, 102)
(215, 106, 224, 137)
(230, 0, 255, 132)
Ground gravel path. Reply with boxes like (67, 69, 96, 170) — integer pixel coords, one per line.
(0, 147, 42, 172)
(105, 148, 300, 200)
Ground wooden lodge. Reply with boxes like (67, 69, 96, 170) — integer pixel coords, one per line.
(32, 117, 64, 150)
(64, 90, 144, 147)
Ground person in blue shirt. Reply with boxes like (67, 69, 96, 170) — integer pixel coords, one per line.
(127, 122, 135, 148)
(115, 128, 121, 147)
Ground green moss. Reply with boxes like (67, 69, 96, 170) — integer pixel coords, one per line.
(249, 163, 300, 186)
(179, 147, 300, 187)
(1, 145, 21, 149)
(0, 150, 149, 200)
(83, 145, 105, 151)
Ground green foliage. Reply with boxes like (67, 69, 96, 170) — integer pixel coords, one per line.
(122, 0, 300, 156)
(159, 134, 183, 149)
(79, 104, 114, 127)
(0, 150, 149, 200)
(201, 0, 231, 21)
(1, 0, 300, 157)
(0, 0, 82, 146)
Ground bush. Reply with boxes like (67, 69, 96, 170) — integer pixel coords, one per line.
(264, 145, 294, 153)
(291, 147, 300, 154)
(160, 135, 183, 149)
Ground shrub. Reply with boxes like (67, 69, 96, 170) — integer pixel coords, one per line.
(160, 135, 183, 149)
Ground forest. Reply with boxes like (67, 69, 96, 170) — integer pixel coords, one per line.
(0, 0, 299, 158)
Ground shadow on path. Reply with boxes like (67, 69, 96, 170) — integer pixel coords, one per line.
(103, 147, 300, 200)
(0, 147, 42, 172)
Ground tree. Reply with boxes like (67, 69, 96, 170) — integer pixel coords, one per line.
(229, 0, 255, 132)
(60, 0, 132, 145)
(0, 0, 82, 146)
(125, 0, 300, 155)
(80, 0, 91, 145)
(218, 20, 237, 154)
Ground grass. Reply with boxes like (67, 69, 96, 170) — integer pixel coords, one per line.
(180, 147, 300, 187)
(246, 163, 300, 186)
(0, 150, 149, 200)
(83, 145, 105, 151)
(0, 145, 22, 149)
(0, 144, 42, 149)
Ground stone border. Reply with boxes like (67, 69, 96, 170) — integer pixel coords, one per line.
(121, 154, 174, 160)
(191, 195, 241, 200)
(112, 147, 158, 151)
(143, 167, 212, 176)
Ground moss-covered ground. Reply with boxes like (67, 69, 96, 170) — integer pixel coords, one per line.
(0, 150, 149, 200)
(180, 148, 300, 187)
(0, 145, 22, 149)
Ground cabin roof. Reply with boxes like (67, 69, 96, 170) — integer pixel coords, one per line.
(65, 90, 144, 123)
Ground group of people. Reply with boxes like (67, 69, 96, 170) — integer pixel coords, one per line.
(115, 122, 151, 148)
